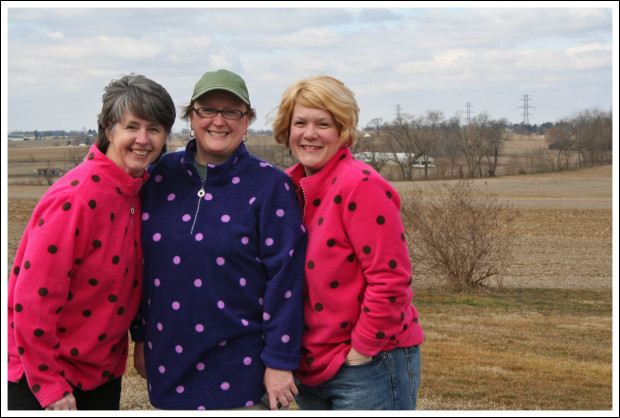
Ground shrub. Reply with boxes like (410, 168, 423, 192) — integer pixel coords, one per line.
(401, 180, 520, 291)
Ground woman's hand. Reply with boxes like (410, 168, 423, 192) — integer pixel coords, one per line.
(345, 346, 372, 365)
(45, 392, 77, 410)
(263, 367, 298, 410)
(133, 342, 147, 379)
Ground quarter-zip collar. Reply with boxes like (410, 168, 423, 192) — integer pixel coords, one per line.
(88, 144, 148, 197)
(181, 138, 250, 186)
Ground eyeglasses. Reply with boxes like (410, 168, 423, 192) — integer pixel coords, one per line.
(192, 107, 246, 120)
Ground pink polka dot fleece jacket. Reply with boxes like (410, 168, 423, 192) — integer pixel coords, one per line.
(286, 147, 424, 386)
(133, 140, 307, 409)
(7, 145, 147, 408)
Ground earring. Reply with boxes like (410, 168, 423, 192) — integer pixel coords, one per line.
(242, 133, 248, 143)
(190, 129, 195, 138)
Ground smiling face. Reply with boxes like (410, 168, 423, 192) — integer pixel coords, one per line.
(190, 90, 250, 166)
(289, 103, 342, 177)
(105, 109, 167, 178)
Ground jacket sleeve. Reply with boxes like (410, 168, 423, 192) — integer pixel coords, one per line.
(343, 175, 414, 356)
(257, 175, 307, 370)
(11, 193, 91, 408)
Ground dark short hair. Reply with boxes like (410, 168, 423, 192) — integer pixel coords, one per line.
(97, 74, 176, 158)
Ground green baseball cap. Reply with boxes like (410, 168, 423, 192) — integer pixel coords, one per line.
(191, 69, 250, 105)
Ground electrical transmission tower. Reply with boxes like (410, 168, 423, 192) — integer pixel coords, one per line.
(395, 104, 402, 121)
(518, 94, 535, 124)
(464, 102, 475, 124)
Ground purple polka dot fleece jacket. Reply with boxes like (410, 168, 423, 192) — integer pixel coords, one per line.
(286, 147, 424, 387)
(133, 140, 307, 410)
(7, 145, 147, 408)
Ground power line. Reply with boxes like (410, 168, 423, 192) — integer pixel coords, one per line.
(518, 94, 535, 124)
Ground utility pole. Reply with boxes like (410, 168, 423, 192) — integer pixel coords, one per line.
(519, 94, 534, 124)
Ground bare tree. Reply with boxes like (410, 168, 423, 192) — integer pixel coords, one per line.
(401, 180, 520, 290)
(545, 119, 575, 170)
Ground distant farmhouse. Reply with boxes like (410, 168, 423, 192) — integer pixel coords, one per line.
(354, 152, 435, 167)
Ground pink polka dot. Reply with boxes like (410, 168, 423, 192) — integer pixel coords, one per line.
(265, 238, 274, 246)
(259, 297, 264, 305)
(205, 193, 213, 200)
(182, 214, 191, 222)
(142, 213, 150, 221)
(194, 279, 202, 287)
(276, 209, 284, 217)
(167, 193, 175, 201)
(245, 401, 254, 407)
(172, 301, 180, 310)
(155, 175, 163, 182)
(217, 257, 225, 265)
(241, 236, 249, 245)
(157, 323, 163, 331)
(289, 249, 295, 257)
(176, 386, 184, 393)
(221, 214, 230, 223)
(195, 233, 203, 241)
(195, 324, 204, 332)
(232, 177, 240, 184)
(263, 312, 271, 321)
(239, 278, 247, 286)
(217, 301, 225, 309)
(281, 335, 290, 343)
(159, 365, 165, 373)
(241, 319, 249, 326)
(153, 233, 161, 242)
(285, 290, 292, 299)
(249, 197, 256, 205)
(219, 340, 227, 346)
(220, 382, 230, 391)
(175, 345, 183, 353)
(173, 256, 181, 264)
(285, 183, 290, 191)
(154, 278, 160, 287)
(148, 342, 152, 349)
(196, 362, 205, 371)
(243, 357, 252, 366)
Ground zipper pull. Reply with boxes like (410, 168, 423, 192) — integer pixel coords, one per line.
(198, 188, 205, 198)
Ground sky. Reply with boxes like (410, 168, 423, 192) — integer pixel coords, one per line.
(2, 1, 617, 135)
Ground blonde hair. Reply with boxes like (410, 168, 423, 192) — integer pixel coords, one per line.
(272, 75, 359, 148)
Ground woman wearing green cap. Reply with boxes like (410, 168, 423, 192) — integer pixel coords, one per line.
(132, 70, 307, 410)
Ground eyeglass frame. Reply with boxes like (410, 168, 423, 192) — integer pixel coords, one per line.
(192, 107, 247, 120)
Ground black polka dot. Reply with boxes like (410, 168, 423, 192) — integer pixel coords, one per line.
(48, 245, 58, 254)
(362, 170, 370, 175)
(13, 266, 20, 275)
(15, 304, 23, 313)
(307, 261, 315, 269)
(38, 219, 44, 227)
(318, 217, 324, 225)
(18, 347, 25, 355)
(389, 260, 397, 269)
(348, 202, 357, 211)
(98, 334, 107, 341)
(75, 258, 82, 265)
(71, 180, 79, 186)
(330, 281, 339, 288)
(112, 255, 120, 265)
(91, 175, 101, 182)
(70, 348, 79, 356)
(388, 297, 396, 303)
(347, 253, 355, 262)
(62, 202, 72, 211)
(313, 199, 321, 207)
(110, 213, 115, 222)
(38, 364, 49, 371)
(24, 261, 31, 269)
(363, 246, 371, 254)
(377, 216, 385, 225)
(327, 239, 336, 247)
(89, 278, 98, 286)
(34, 329, 44, 337)
(334, 195, 342, 204)
(88, 200, 97, 209)
(38, 288, 48, 296)
(117, 307, 125, 315)
(108, 294, 118, 303)
(386, 191, 393, 199)
(32, 384, 41, 393)
(88, 153, 94, 160)
(82, 310, 92, 317)
(314, 303, 323, 312)
(93, 240, 102, 248)
(340, 321, 349, 329)
(376, 331, 386, 339)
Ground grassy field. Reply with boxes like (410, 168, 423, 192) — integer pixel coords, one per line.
(4, 136, 615, 411)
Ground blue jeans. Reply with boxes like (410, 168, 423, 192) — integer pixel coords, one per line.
(295, 345, 421, 410)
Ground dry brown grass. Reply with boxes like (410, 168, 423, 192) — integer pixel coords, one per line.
(5, 137, 614, 410)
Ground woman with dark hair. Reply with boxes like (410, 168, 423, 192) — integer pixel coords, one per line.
(7, 74, 175, 410)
